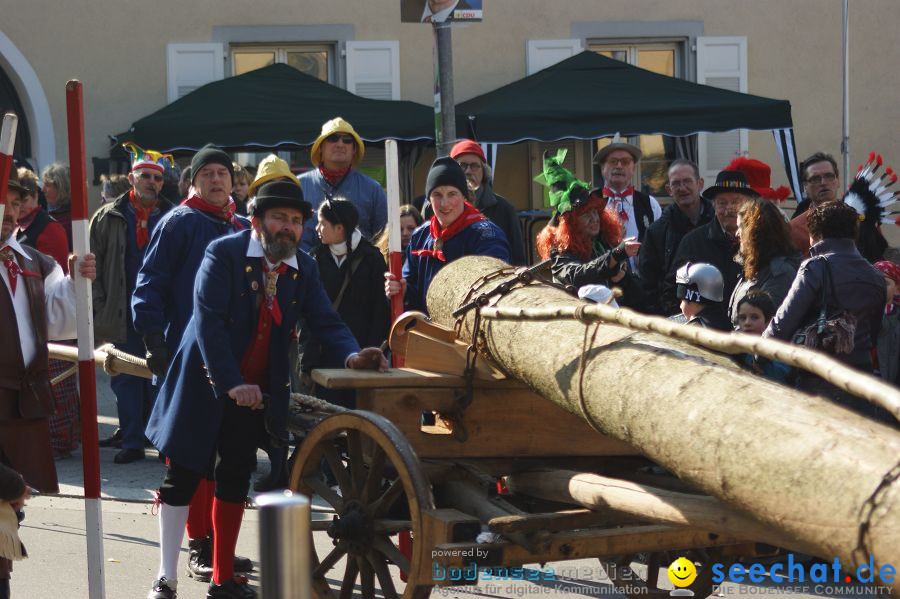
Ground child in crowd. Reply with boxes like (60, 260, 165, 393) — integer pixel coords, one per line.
(735, 290, 792, 382)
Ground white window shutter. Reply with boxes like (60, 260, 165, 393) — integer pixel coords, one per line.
(346, 41, 400, 100)
(166, 43, 225, 103)
(696, 36, 748, 181)
(526, 39, 583, 75)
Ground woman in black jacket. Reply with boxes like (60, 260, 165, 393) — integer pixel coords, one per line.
(302, 198, 390, 405)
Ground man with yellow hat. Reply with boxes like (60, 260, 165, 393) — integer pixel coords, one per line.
(299, 117, 387, 251)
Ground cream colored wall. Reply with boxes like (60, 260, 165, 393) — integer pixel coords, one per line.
(3, 0, 899, 215)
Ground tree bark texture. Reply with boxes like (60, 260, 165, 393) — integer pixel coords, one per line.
(426, 256, 900, 583)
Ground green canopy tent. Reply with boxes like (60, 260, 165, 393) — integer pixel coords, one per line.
(114, 63, 434, 151)
(456, 51, 802, 199)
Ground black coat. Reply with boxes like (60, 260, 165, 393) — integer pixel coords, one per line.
(638, 200, 714, 315)
(688, 304, 734, 332)
(550, 246, 644, 309)
(302, 238, 390, 370)
(669, 218, 742, 312)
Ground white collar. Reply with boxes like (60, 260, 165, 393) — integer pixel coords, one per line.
(422, 0, 457, 22)
(0, 236, 31, 259)
(247, 230, 299, 270)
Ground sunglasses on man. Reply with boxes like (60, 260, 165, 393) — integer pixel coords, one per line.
(136, 171, 164, 182)
(326, 134, 355, 145)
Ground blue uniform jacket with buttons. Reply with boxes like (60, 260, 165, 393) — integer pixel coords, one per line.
(145, 229, 360, 473)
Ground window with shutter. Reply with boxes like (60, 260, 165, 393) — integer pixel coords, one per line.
(166, 43, 225, 103)
(346, 41, 400, 101)
(696, 36, 748, 182)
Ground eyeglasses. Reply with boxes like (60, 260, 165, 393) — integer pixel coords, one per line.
(668, 178, 697, 189)
(457, 161, 482, 171)
(137, 171, 164, 182)
(326, 134, 355, 145)
(606, 158, 634, 167)
(806, 173, 837, 185)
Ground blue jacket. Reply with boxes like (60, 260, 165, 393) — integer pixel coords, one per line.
(402, 219, 510, 313)
(299, 169, 388, 251)
(132, 205, 249, 352)
(146, 230, 360, 473)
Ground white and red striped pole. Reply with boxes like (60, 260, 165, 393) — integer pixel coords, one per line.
(384, 139, 405, 368)
(0, 112, 18, 225)
(66, 80, 106, 599)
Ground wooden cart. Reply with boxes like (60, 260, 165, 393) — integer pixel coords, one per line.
(287, 314, 760, 599)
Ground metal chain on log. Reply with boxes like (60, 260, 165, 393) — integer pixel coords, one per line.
(426, 255, 900, 587)
(479, 303, 900, 422)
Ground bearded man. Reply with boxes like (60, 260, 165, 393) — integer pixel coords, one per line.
(144, 181, 387, 599)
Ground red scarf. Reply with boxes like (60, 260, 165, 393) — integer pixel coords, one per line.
(412, 201, 485, 262)
(128, 190, 155, 249)
(181, 194, 246, 231)
(603, 185, 635, 222)
(319, 165, 351, 186)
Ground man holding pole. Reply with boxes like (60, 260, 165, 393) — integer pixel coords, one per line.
(0, 166, 96, 596)
(145, 181, 386, 599)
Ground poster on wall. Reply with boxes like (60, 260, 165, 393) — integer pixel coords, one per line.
(400, 0, 483, 23)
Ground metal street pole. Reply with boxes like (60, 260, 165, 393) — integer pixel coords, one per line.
(841, 0, 850, 182)
(433, 21, 456, 157)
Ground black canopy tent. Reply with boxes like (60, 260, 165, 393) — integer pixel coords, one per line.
(114, 63, 434, 151)
(456, 51, 802, 199)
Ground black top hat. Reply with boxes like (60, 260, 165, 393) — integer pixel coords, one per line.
(250, 181, 312, 219)
(701, 170, 760, 201)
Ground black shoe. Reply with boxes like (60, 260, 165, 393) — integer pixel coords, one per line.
(207, 576, 256, 599)
(113, 448, 145, 464)
(252, 468, 288, 493)
(99, 428, 123, 448)
(233, 554, 253, 573)
(147, 577, 177, 599)
(187, 537, 213, 582)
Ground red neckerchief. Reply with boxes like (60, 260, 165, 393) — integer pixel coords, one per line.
(319, 165, 351, 187)
(181, 194, 246, 231)
(16, 207, 41, 230)
(0, 246, 40, 296)
(240, 261, 288, 387)
(603, 185, 635, 222)
(128, 190, 155, 249)
(412, 201, 486, 262)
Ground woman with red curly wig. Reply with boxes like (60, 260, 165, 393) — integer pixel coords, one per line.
(534, 150, 642, 307)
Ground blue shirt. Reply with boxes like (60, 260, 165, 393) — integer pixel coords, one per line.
(402, 219, 510, 313)
(299, 169, 388, 251)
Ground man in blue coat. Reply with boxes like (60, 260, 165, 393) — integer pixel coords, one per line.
(133, 145, 254, 590)
(145, 181, 387, 599)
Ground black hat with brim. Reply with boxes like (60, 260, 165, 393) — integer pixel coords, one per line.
(251, 181, 312, 219)
(701, 170, 760, 201)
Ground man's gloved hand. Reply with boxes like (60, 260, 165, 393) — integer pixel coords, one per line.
(143, 332, 169, 377)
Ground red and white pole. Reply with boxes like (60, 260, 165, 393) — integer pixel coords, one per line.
(384, 139, 405, 367)
(0, 112, 18, 225)
(66, 80, 106, 599)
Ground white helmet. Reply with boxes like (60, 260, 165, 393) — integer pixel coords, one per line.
(675, 262, 724, 303)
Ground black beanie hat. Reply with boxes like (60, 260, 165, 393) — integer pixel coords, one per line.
(318, 198, 359, 236)
(251, 181, 312, 219)
(190, 144, 234, 183)
(425, 157, 469, 201)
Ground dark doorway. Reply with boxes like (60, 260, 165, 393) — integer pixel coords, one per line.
(0, 65, 32, 160)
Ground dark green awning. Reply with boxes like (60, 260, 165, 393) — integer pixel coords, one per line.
(457, 51, 794, 143)
(114, 64, 435, 152)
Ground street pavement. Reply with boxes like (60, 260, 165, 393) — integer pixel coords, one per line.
(7, 373, 888, 598)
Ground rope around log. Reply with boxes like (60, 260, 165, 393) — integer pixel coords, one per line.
(480, 303, 900, 422)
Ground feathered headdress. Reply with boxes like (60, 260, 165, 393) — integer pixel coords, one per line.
(123, 142, 175, 173)
(843, 151, 898, 262)
(534, 149, 602, 221)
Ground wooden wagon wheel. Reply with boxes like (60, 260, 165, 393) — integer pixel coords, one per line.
(599, 549, 718, 598)
(289, 411, 436, 599)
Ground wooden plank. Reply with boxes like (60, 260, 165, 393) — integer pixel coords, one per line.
(431, 525, 740, 568)
(417, 509, 482, 585)
(487, 509, 628, 535)
(403, 330, 505, 380)
(356, 387, 638, 458)
(310, 368, 525, 390)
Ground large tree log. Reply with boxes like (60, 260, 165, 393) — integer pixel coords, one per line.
(427, 256, 900, 589)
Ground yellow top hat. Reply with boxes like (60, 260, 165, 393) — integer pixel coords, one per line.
(309, 117, 365, 168)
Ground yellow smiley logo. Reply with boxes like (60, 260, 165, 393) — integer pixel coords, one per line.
(667, 557, 697, 588)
